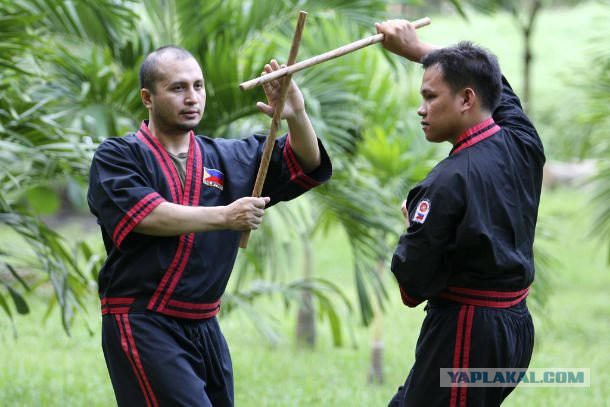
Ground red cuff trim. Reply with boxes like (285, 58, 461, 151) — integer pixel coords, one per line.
(113, 192, 165, 249)
(283, 135, 320, 190)
(399, 286, 424, 308)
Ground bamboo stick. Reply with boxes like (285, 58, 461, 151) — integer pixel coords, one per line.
(239, 11, 308, 248)
(239, 17, 431, 91)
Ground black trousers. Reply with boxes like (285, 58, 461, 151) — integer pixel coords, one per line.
(389, 300, 534, 407)
(102, 312, 233, 407)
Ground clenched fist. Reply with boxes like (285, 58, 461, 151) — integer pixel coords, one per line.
(226, 196, 271, 231)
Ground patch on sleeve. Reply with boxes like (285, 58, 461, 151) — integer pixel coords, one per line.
(412, 199, 431, 224)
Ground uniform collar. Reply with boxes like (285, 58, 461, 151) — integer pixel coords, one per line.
(450, 117, 501, 155)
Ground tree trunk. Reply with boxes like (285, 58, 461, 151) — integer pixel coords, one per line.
(296, 235, 316, 347)
(368, 258, 386, 384)
(520, 0, 542, 113)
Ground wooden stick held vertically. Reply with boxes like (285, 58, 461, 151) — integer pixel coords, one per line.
(239, 11, 308, 248)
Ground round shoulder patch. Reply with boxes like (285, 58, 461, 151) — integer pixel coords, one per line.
(411, 199, 431, 224)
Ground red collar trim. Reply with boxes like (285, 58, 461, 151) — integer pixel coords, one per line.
(450, 118, 500, 155)
(136, 121, 197, 204)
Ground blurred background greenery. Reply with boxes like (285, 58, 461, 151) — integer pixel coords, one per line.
(0, 0, 609, 405)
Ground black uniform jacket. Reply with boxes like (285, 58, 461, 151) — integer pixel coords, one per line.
(391, 77, 545, 308)
(88, 121, 332, 318)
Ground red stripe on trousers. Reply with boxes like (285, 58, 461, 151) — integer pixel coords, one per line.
(115, 315, 158, 407)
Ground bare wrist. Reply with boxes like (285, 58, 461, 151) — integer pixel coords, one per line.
(286, 108, 307, 124)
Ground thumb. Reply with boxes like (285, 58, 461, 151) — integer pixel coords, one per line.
(256, 101, 273, 117)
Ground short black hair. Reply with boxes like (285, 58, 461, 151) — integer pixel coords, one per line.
(139, 45, 195, 92)
(421, 41, 502, 112)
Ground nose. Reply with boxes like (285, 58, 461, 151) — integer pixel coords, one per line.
(417, 103, 426, 117)
(184, 87, 197, 105)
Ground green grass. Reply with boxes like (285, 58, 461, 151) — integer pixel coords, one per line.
(2, 186, 609, 406)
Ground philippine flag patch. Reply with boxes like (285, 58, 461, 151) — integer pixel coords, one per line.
(412, 199, 431, 224)
(203, 168, 224, 191)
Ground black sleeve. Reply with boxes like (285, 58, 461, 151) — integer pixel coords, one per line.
(493, 76, 544, 155)
(232, 133, 332, 206)
(87, 139, 166, 249)
(390, 166, 465, 307)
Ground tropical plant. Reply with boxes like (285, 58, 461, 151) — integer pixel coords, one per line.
(0, 1, 120, 333)
(586, 48, 610, 262)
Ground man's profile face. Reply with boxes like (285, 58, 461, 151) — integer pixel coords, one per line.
(417, 64, 463, 144)
(146, 56, 206, 134)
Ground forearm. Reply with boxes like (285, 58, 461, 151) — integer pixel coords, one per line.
(286, 109, 321, 173)
(402, 41, 438, 63)
(135, 202, 227, 236)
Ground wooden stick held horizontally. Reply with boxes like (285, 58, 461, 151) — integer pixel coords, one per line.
(239, 11, 308, 248)
(240, 17, 431, 91)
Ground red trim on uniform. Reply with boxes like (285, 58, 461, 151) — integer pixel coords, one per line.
(448, 286, 529, 298)
(182, 131, 196, 206)
(156, 234, 195, 311)
(440, 286, 529, 308)
(190, 136, 202, 207)
(137, 123, 183, 202)
(451, 118, 501, 155)
(399, 286, 424, 308)
(460, 306, 475, 407)
(164, 299, 221, 319)
(147, 234, 188, 310)
(283, 135, 320, 190)
(161, 307, 220, 319)
(101, 297, 135, 315)
(450, 305, 467, 407)
(113, 193, 165, 248)
(147, 133, 202, 313)
(456, 118, 495, 143)
(168, 299, 220, 310)
(452, 125, 500, 155)
(441, 293, 527, 308)
(115, 315, 159, 407)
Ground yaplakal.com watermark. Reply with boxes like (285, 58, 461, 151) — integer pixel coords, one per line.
(440, 368, 590, 387)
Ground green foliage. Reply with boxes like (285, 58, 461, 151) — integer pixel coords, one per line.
(0, 0, 133, 332)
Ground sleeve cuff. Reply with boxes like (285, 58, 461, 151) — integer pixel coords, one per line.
(399, 285, 425, 308)
(112, 192, 166, 249)
(282, 135, 332, 190)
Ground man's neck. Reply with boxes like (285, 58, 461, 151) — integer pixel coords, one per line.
(452, 111, 493, 144)
(147, 119, 190, 155)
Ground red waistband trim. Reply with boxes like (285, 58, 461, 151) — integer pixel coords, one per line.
(101, 297, 221, 319)
(439, 286, 529, 308)
(101, 297, 135, 315)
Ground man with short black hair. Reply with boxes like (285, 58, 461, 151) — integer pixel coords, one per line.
(375, 20, 544, 406)
(88, 45, 332, 406)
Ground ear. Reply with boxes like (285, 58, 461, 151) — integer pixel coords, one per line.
(141, 88, 153, 109)
(460, 87, 476, 113)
